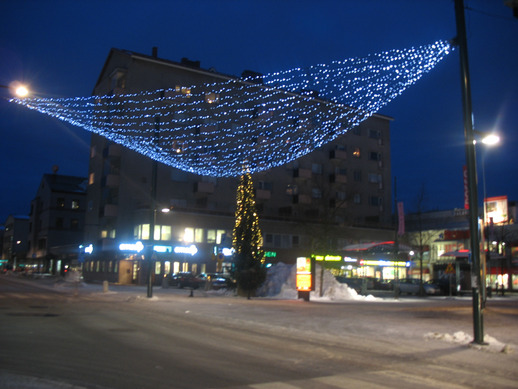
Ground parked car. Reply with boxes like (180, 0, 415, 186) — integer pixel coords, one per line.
(396, 278, 441, 295)
(201, 273, 237, 290)
(168, 272, 205, 289)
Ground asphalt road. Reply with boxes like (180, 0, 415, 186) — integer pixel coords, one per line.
(1, 276, 517, 389)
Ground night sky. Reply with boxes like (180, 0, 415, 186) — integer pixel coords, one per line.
(1, 0, 517, 224)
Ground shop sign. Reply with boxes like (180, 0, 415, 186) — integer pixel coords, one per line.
(296, 257, 315, 291)
(360, 259, 410, 267)
(153, 245, 172, 253)
(312, 254, 342, 261)
(174, 244, 198, 256)
(119, 241, 144, 253)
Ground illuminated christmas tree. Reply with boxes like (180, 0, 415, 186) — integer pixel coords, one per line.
(232, 171, 266, 298)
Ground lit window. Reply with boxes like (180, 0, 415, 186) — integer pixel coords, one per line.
(204, 92, 219, 104)
(216, 230, 226, 244)
(194, 228, 204, 243)
(89, 172, 95, 185)
(184, 227, 194, 243)
(72, 200, 80, 209)
(207, 229, 216, 243)
(57, 198, 65, 208)
(161, 226, 171, 241)
(353, 148, 361, 158)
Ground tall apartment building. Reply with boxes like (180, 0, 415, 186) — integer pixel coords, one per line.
(27, 172, 87, 274)
(83, 48, 394, 284)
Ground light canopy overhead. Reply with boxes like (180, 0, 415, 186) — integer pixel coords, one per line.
(11, 41, 452, 177)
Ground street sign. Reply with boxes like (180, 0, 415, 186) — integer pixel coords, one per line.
(445, 263, 455, 274)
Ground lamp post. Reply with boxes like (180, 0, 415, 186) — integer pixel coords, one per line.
(454, 0, 485, 345)
(478, 132, 500, 303)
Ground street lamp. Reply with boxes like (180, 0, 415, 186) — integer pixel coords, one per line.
(454, 0, 485, 345)
(478, 131, 500, 303)
(0, 82, 30, 98)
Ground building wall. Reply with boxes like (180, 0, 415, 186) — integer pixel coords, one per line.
(27, 174, 87, 273)
(84, 48, 394, 282)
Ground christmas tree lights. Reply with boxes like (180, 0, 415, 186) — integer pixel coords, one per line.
(10, 41, 452, 177)
(232, 171, 265, 296)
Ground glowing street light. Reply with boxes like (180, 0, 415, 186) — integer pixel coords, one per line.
(0, 82, 30, 98)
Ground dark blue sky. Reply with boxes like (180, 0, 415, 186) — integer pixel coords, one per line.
(1, 0, 517, 223)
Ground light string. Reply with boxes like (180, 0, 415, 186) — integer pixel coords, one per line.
(11, 41, 452, 177)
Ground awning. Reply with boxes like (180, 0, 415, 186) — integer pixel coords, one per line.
(440, 250, 470, 258)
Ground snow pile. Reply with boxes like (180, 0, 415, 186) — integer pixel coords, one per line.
(257, 263, 377, 301)
(425, 331, 514, 354)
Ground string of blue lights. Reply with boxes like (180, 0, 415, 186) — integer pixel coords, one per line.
(11, 41, 452, 177)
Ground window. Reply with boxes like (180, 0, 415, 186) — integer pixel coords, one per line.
(286, 184, 298, 195)
(369, 129, 381, 139)
(72, 200, 80, 209)
(312, 163, 322, 174)
(369, 196, 382, 206)
(89, 172, 95, 185)
(257, 181, 273, 190)
(353, 148, 361, 158)
(207, 229, 216, 243)
(368, 173, 380, 183)
(158, 225, 171, 241)
(135, 224, 150, 240)
(204, 92, 219, 104)
(194, 228, 204, 243)
(312, 188, 322, 199)
(71, 219, 79, 230)
(353, 194, 361, 204)
(184, 227, 194, 243)
(56, 218, 64, 229)
(369, 152, 380, 161)
(57, 198, 65, 208)
(353, 170, 362, 182)
(176, 85, 191, 97)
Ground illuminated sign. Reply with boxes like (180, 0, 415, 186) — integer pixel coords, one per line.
(312, 254, 342, 262)
(79, 244, 94, 254)
(484, 196, 508, 225)
(360, 260, 410, 267)
(222, 247, 235, 256)
(153, 245, 172, 253)
(119, 241, 144, 253)
(264, 251, 277, 258)
(296, 257, 314, 291)
(174, 244, 198, 256)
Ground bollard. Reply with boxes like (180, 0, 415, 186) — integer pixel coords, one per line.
(103, 280, 109, 293)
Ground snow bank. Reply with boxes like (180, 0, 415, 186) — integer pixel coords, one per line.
(425, 331, 514, 354)
(256, 263, 378, 302)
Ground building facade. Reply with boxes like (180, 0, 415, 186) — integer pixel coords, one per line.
(83, 48, 395, 284)
(27, 173, 87, 274)
(404, 204, 518, 292)
(1, 215, 29, 271)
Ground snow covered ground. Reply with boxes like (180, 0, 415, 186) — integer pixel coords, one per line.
(8, 264, 517, 355)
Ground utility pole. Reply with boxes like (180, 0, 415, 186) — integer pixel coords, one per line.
(454, 0, 484, 344)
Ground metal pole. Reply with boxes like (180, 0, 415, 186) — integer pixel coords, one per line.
(454, 0, 484, 344)
(147, 116, 159, 298)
